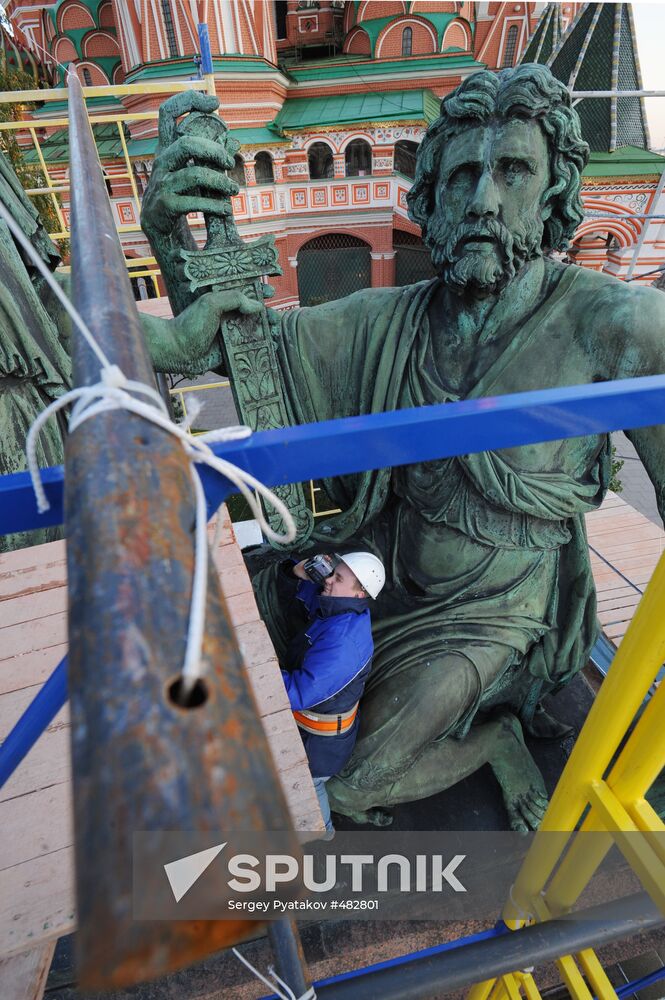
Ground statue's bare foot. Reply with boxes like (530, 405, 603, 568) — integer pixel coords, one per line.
(524, 703, 575, 742)
(491, 712, 549, 832)
(334, 806, 394, 827)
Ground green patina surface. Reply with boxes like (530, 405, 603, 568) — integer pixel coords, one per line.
(22, 121, 285, 164)
(228, 125, 286, 147)
(272, 88, 440, 131)
(27, 95, 125, 113)
(124, 137, 158, 158)
(0, 115, 239, 557)
(0, 148, 70, 551)
(583, 145, 665, 178)
(140, 104, 313, 539)
(139, 67, 665, 830)
(22, 120, 129, 164)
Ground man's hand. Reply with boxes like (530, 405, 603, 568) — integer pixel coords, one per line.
(142, 288, 263, 375)
(140, 92, 239, 244)
(293, 560, 310, 581)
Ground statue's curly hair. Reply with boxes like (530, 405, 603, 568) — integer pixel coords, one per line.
(407, 64, 589, 253)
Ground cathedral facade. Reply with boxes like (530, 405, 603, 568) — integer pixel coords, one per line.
(3, 1, 663, 307)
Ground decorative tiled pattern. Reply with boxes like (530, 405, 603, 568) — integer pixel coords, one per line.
(117, 202, 135, 224)
(286, 162, 308, 176)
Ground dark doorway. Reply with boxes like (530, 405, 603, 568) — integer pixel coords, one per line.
(297, 233, 371, 306)
(393, 230, 437, 286)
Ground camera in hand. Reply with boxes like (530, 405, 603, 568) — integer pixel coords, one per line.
(303, 553, 340, 586)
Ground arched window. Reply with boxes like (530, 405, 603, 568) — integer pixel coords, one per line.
(402, 26, 412, 57)
(228, 154, 245, 186)
(345, 139, 371, 177)
(394, 139, 418, 179)
(502, 25, 519, 67)
(82, 67, 93, 86)
(161, 0, 179, 58)
(308, 142, 334, 179)
(254, 151, 274, 184)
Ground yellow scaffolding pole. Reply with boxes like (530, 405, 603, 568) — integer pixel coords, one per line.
(26, 124, 67, 234)
(468, 550, 665, 999)
(506, 549, 665, 920)
(0, 80, 208, 104)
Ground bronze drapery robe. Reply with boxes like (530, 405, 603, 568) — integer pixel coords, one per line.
(254, 265, 608, 741)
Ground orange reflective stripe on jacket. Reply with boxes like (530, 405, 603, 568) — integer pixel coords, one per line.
(293, 703, 359, 736)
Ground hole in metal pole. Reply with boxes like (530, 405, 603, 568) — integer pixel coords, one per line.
(167, 675, 209, 709)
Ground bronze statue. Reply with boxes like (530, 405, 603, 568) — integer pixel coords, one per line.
(141, 65, 665, 830)
(0, 145, 259, 553)
(0, 149, 71, 551)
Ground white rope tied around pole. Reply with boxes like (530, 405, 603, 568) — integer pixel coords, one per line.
(0, 198, 296, 692)
(232, 948, 317, 1000)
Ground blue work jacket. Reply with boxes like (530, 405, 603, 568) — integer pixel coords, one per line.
(280, 578, 373, 778)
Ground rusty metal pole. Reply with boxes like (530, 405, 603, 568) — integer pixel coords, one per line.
(65, 68, 298, 989)
(268, 920, 313, 998)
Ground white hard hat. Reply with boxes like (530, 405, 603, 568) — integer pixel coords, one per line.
(338, 552, 386, 600)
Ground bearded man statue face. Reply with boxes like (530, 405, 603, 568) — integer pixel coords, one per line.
(428, 118, 553, 296)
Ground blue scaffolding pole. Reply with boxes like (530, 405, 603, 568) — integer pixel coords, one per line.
(2, 371, 665, 789)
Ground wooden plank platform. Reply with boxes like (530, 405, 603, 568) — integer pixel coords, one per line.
(0, 507, 322, 969)
(1, 490, 661, 994)
(585, 491, 665, 646)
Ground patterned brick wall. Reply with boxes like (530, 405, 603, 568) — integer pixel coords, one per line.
(297, 73, 463, 101)
(376, 20, 438, 58)
(411, 1, 457, 11)
(358, 1, 406, 20)
(442, 21, 470, 51)
(84, 31, 119, 58)
(59, 2, 96, 32)
(99, 2, 114, 29)
(346, 28, 371, 56)
(53, 36, 78, 63)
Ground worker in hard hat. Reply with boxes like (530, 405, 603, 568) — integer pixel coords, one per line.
(277, 551, 386, 832)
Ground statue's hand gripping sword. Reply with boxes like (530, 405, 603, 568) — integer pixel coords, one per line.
(177, 111, 314, 544)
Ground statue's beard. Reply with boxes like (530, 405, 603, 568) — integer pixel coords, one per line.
(428, 215, 544, 295)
